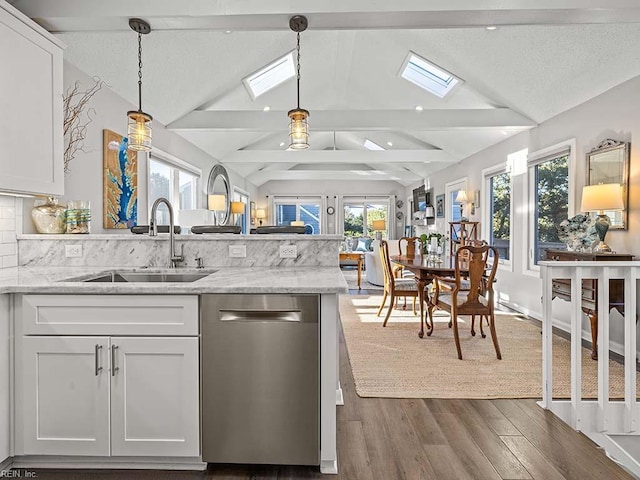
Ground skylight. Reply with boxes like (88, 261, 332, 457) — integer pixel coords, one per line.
(400, 51, 462, 98)
(364, 139, 385, 151)
(243, 51, 295, 99)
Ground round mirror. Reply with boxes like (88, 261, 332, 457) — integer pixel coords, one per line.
(206, 164, 230, 225)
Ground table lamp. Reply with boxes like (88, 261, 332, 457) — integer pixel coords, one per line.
(290, 220, 304, 227)
(580, 183, 624, 253)
(207, 194, 226, 225)
(255, 208, 266, 226)
(230, 201, 245, 226)
(455, 190, 468, 221)
(372, 219, 386, 241)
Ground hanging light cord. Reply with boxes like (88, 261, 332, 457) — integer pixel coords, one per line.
(296, 31, 301, 109)
(137, 31, 143, 112)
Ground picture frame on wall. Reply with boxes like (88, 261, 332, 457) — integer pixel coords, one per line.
(250, 201, 256, 225)
(435, 194, 445, 218)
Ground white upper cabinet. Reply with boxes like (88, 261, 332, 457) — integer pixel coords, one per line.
(0, 2, 64, 196)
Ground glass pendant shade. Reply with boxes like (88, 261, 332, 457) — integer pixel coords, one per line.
(288, 108, 309, 150)
(127, 110, 153, 151)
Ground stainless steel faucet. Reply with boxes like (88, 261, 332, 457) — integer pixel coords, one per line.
(149, 197, 184, 268)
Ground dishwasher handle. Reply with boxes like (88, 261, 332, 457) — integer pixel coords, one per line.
(220, 309, 303, 323)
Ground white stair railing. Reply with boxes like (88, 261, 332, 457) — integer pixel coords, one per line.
(540, 260, 640, 473)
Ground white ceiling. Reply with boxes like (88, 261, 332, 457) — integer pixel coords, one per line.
(11, 0, 640, 186)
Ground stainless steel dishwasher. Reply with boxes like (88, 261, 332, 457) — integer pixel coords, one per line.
(201, 294, 319, 466)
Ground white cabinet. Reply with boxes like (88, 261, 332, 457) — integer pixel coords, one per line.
(0, 295, 10, 464)
(17, 295, 200, 459)
(0, 3, 64, 196)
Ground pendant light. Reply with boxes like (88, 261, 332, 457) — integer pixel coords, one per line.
(288, 15, 309, 150)
(127, 18, 153, 152)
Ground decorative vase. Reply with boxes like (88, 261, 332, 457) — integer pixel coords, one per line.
(31, 197, 67, 234)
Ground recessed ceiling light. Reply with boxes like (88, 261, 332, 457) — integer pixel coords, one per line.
(500, 130, 508, 136)
(263, 106, 271, 112)
(387, 141, 393, 147)
(279, 142, 285, 147)
(225, 30, 232, 34)
(415, 105, 423, 111)
(486, 26, 497, 31)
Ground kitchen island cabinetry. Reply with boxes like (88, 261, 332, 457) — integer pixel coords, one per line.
(15, 295, 200, 461)
(0, 295, 9, 466)
(0, 3, 64, 196)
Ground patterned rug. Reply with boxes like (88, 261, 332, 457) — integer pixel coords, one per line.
(340, 294, 639, 399)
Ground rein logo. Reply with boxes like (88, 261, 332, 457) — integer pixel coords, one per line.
(0, 471, 37, 478)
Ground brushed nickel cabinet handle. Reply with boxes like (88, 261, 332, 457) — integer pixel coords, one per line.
(111, 344, 119, 376)
(95, 344, 103, 376)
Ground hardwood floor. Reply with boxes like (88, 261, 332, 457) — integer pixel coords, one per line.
(20, 292, 635, 480)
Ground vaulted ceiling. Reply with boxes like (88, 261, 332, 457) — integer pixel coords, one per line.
(11, 0, 640, 186)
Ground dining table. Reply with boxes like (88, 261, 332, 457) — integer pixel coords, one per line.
(390, 254, 467, 339)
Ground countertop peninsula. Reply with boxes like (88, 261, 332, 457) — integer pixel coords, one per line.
(0, 265, 348, 295)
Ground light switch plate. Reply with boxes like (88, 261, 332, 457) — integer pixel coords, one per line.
(229, 245, 246, 258)
(279, 245, 297, 258)
(65, 244, 82, 258)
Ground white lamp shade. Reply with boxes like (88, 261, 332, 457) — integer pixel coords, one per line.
(455, 190, 468, 203)
(581, 183, 624, 212)
(255, 208, 266, 219)
(207, 194, 226, 211)
(290, 220, 304, 226)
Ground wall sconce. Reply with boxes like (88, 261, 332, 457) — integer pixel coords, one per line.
(207, 194, 226, 225)
(580, 183, 624, 252)
(455, 190, 468, 220)
(255, 208, 266, 226)
(470, 190, 480, 215)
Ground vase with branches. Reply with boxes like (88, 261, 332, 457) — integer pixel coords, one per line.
(63, 77, 105, 173)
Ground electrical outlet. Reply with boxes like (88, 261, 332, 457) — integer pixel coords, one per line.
(229, 245, 247, 258)
(65, 244, 82, 258)
(279, 245, 297, 258)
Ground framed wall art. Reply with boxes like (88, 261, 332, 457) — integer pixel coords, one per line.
(435, 194, 445, 218)
(103, 129, 138, 229)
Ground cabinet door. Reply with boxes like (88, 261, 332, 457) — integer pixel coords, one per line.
(0, 295, 9, 463)
(110, 337, 199, 457)
(0, 4, 63, 196)
(22, 336, 110, 455)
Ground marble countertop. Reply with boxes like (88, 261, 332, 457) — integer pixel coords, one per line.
(0, 266, 348, 295)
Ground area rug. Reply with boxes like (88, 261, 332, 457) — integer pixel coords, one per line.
(340, 294, 640, 399)
(341, 267, 383, 291)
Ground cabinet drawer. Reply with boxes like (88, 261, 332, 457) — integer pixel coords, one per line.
(19, 295, 198, 336)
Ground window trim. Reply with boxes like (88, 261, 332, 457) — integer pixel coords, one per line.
(339, 195, 393, 239)
(524, 138, 576, 277)
(148, 147, 202, 215)
(482, 162, 513, 271)
(269, 195, 326, 234)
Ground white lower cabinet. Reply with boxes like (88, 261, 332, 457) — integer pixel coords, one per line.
(22, 335, 199, 457)
(17, 294, 200, 459)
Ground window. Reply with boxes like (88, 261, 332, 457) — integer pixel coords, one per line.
(272, 196, 322, 234)
(527, 140, 575, 272)
(364, 139, 385, 151)
(148, 152, 200, 225)
(342, 197, 389, 238)
(399, 51, 462, 98)
(483, 162, 515, 266)
(242, 51, 295, 99)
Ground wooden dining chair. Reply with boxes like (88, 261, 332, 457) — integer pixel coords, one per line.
(427, 244, 501, 360)
(377, 240, 420, 326)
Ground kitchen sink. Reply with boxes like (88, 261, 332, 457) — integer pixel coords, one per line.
(81, 271, 216, 283)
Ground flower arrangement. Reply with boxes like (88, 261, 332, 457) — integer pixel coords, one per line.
(419, 232, 448, 257)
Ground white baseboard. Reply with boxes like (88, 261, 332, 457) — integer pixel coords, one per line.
(11, 455, 206, 470)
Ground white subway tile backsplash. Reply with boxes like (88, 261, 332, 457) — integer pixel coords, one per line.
(0, 243, 16, 256)
(0, 206, 15, 219)
(0, 219, 14, 231)
(1, 231, 16, 244)
(2, 255, 17, 268)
